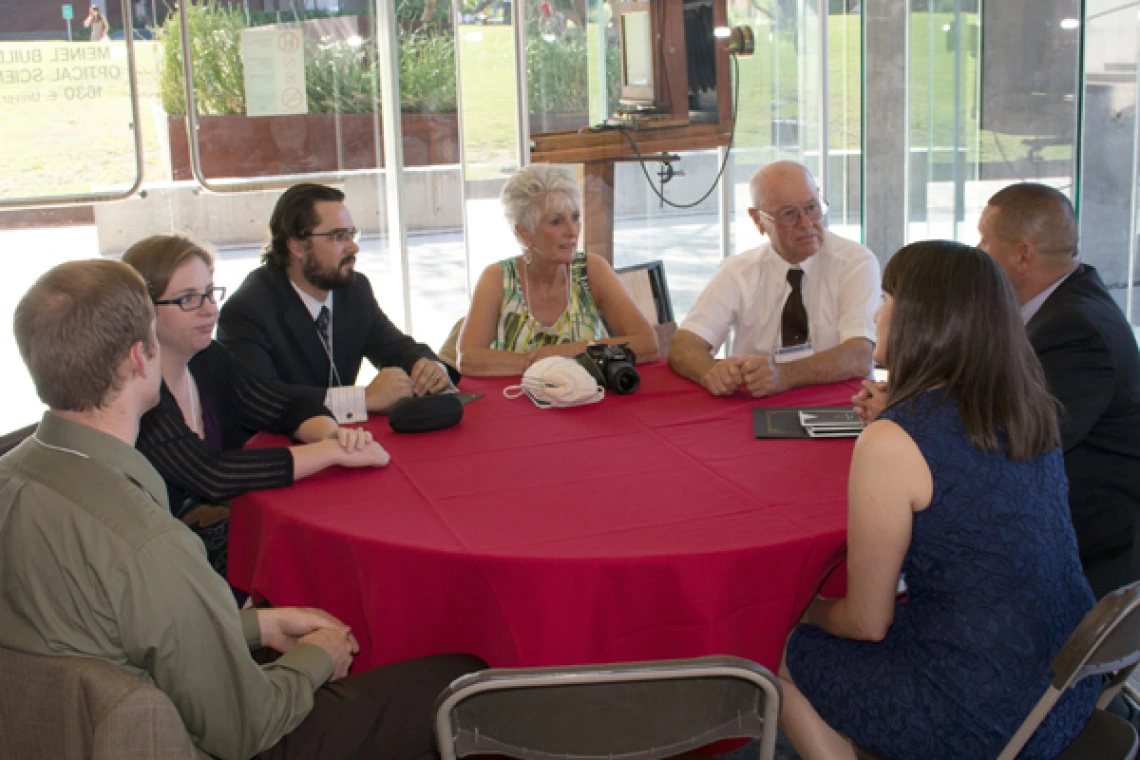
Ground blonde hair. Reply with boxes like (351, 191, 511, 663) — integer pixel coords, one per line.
(501, 164, 580, 237)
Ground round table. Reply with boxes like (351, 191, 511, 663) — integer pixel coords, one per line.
(229, 361, 859, 672)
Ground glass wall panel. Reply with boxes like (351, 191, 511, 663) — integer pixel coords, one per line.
(0, 5, 161, 432)
(908, 0, 1080, 247)
(906, 0, 979, 242)
(1080, 0, 1140, 328)
(0, 0, 398, 429)
(454, 3, 520, 350)
(828, 0, 862, 242)
(725, 0, 829, 311)
(0, 35, 146, 203)
(397, 1, 465, 358)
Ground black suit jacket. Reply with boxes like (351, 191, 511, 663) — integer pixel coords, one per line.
(217, 266, 453, 393)
(1027, 263, 1140, 594)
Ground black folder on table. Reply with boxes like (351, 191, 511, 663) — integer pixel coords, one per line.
(753, 406, 860, 439)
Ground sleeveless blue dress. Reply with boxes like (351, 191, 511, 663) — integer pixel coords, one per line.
(786, 391, 1098, 759)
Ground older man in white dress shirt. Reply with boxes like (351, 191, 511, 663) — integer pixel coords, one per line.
(668, 161, 880, 397)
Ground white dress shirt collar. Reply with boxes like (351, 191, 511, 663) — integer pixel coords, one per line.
(1021, 267, 1076, 325)
(291, 281, 333, 321)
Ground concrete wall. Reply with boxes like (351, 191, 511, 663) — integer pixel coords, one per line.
(92, 166, 466, 255)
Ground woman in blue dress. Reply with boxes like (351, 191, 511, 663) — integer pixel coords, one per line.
(779, 240, 1099, 759)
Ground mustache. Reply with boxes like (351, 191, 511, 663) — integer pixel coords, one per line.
(339, 255, 356, 267)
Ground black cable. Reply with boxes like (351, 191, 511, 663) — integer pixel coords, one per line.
(616, 54, 741, 210)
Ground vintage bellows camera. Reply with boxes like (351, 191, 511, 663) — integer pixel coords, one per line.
(576, 343, 640, 395)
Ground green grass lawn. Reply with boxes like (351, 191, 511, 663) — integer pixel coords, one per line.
(0, 11, 1073, 201)
(0, 40, 167, 200)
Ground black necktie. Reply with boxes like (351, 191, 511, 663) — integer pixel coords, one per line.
(316, 305, 331, 348)
(781, 269, 809, 347)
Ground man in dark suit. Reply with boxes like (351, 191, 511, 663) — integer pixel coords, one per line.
(219, 184, 455, 423)
(979, 182, 1140, 598)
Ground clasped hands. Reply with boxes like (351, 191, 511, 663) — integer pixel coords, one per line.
(851, 379, 888, 427)
(257, 607, 359, 681)
(365, 358, 451, 412)
(522, 341, 587, 367)
(324, 425, 390, 467)
(702, 354, 782, 397)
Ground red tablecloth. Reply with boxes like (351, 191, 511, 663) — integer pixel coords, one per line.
(229, 361, 858, 674)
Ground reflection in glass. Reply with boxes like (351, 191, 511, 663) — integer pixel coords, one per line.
(907, 0, 1080, 249)
(0, 35, 144, 201)
(1080, 0, 1140, 327)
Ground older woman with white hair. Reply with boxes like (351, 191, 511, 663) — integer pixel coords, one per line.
(458, 164, 658, 376)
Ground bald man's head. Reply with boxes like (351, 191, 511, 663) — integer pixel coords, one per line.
(983, 183, 1078, 260)
(748, 161, 818, 210)
(977, 183, 1079, 306)
(747, 162, 825, 266)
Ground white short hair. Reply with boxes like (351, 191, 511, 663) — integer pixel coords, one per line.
(501, 164, 581, 237)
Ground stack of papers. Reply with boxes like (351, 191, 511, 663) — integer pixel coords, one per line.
(753, 406, 864, 439)
(798, 409, 862, 438)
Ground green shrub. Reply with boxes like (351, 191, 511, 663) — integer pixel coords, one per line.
(527, 33, 620, 115)
(158, 0, 456, 116)
(400, 28, 458, 112)
(157, 2, 246, 115)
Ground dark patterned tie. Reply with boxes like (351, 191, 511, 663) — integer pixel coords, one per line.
(316, 305, 331, 348)
(781, 268, 809, 347)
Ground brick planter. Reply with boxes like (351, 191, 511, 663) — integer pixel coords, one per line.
(165, 112, 459, 180)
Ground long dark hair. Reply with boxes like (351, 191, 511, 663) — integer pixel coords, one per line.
(882, 240, 1058, 461)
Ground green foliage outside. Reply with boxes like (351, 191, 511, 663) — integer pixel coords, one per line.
(156, 0, 458, 115)
(156, 1, 612, 118)
(527, 32, 620, 116)
(0, 9, 1073, 200)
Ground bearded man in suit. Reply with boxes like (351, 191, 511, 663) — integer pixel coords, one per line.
(219, 184, 456, 424)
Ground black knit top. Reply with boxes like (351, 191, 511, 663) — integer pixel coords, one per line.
(136, 341, 332, 525)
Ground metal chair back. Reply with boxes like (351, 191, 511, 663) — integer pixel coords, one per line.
(615, 260, 675, 326)
(434, 655, 782, 760)
(997, 581, 1140, 760)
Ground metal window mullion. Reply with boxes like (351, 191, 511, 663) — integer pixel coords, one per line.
(1127, 1, 1140, 322)
(376, 0, 413, 333)
(450, 0, 474, 301)
(818, 0, 829, 200)
(514, 0, 530, 168)
(951, 0, 964, 241)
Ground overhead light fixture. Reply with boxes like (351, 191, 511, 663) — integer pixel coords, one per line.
(713, 26, 731, 38)
(1060, 18, 1080, 29)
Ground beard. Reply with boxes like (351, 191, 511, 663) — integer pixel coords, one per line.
(301, 245, 357, 291)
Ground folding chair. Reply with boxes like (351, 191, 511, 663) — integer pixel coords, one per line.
(434, 655, 782, 760)
(615, 260, 677, 354)
(997, 580, 1140, 760)
(858, 582, 1140, 760)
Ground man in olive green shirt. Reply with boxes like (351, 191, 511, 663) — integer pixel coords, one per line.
(0, 260, 482, 760)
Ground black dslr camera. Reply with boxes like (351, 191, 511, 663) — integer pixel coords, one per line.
(576, 343, 640, 395)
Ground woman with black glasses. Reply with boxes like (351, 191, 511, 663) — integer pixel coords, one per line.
(124, 235, 390, 578)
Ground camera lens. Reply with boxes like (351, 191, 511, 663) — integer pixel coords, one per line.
(606, 364, 640, 394)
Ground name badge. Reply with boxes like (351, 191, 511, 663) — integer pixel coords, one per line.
(774, 342, 815, 364)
